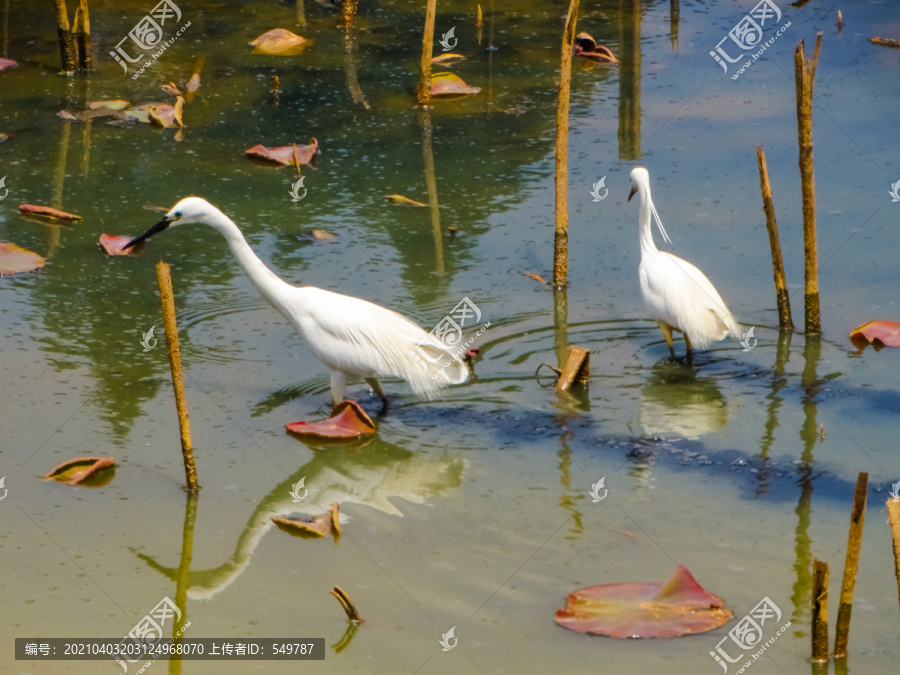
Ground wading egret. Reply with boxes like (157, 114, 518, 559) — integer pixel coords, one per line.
(628, 167, 739, 361)
(124, 197, 468, 409)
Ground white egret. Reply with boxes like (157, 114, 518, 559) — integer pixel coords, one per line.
(124, 197, 468, 409)
(628, 167, 739, 361)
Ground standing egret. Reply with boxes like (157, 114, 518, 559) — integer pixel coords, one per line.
(124, 197, 468, 410)
(628, 167, 740, 361)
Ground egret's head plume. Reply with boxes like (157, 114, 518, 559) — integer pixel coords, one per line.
(628, 166, 671, 245)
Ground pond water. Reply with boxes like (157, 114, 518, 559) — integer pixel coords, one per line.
(1, 0, 899, 673)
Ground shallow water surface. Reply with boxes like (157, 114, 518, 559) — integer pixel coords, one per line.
(1, 0, 899, 673)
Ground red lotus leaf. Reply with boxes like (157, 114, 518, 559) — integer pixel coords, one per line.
(272, 502, 340, 539)
(18, 204, 82, 221)
(850, 321, 900, 350)
(0, 58, 17, 72)
(99, 234, 142, 256)
(430, 72, 481, 97)
(149, 96, 184, 128)
(245, 139, 319, 167)
(0, 242, 45, 276)
(43, 456, 116, 486)
(249, 29, 310, 55)
(286, 400, 376, 440)
(555, 565, 733, 638)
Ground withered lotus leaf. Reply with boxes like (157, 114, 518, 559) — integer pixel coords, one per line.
(0, 242, 45, 275)
(431, 53, 467, 66)
(286, 400, 376, 440)
(43, 457, 116, 486)
(18, 204, 82, 221)
(88, 100, 130, 110)
(386, 194, 427, 207)
(849, 320, 900, 349)
(430, 72, 481, 97)
(149, 96, 185, 128)
(99, 234, 142, 256)
(555, 565, 733, 639)
(272, 502, 341, 539)
(573, 32, 618, 63)
(522, 272, 548, 285)
(245, 139, 319, 167)
(249, 29, 310, 55)
(0, 58, 17, 71)
(186, 73, 201, 92)
(160, 82, 182, 96)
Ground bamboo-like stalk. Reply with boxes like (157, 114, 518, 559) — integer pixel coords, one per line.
(757, 146, 792, 330)
(156, 261, 199, 492)
(417, 0, 437, 106)
(295, 0, 305, 27)
(670, 0, 679, 50)
(888, 497, 900, 611)
(811, 558, 829, 662)
(52, 0, 77, 73)
(76, 0, 91, 69)
(794, 34, 823, 334)
(168, 490, 197, 675)
(552, 0, 579, 288)
(834, 471, 868, 658)
(420, 109, 444, 275)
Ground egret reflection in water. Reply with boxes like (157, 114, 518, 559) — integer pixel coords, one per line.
(639, 360, 727, 439)
(135, 440, 466, 600)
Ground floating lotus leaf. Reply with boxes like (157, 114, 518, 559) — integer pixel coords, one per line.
(430, 72, 481, 97)
(0, 58, 17, 72)
(431, 53, 467, 66)
(18, 204, 82, 221)
(99, 234, 142, 256)
(555, 565, 732, 639)
(573, 32, 618, 63)
(88, 100, 130, 110)
(149, 96, 184, 128)
(286, 400, 376, 440)
(272, 502, 341, 539)
(249, 29, 310, 55)
(0, 242, 45, 276)
(43, 457, 116, 487)
(245, 139, 319, 167)
(850, 320, 900, 351)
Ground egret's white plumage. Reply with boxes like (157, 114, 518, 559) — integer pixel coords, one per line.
(628, 167, 739, 359)
(125, 197, 468, 407)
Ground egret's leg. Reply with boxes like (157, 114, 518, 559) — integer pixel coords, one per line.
(684, 334, 694, 363)
(330, 371, 347, 410)
(366, 377, 389, 411)
(657, 320, 676, 358)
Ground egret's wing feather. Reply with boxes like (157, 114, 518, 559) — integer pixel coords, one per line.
(284, 288, 468, 398)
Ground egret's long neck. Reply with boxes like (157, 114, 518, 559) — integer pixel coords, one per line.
(203, 209, 295, 311)
(638, 186, 658, 257)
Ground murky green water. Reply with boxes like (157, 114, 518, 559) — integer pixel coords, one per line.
(2, 0, 899, 673)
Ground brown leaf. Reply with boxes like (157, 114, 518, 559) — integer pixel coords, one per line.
(99, 234, 143, 256)
(286, 400, 376, 440)
(386, 194, 427, 207)
(0, 242, 45, 275)
(308, 229, 338, 241)
(430, 72, 481, 97)
(522, 272, 547, 284)
(249, 29, 311, 55)
(42, 457, 116, 486)
(18, 204, 82, 221)
(245, 139, 319, 167)
(330, 501, 342, 538)
(160, 82, 182, 96)
(573, 32, 618, 63)
(149, 96, 185, 128)
(272, 504, 341, 540)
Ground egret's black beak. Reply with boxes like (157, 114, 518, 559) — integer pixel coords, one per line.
(627, 185, 637, 202)
(122, 217, 173, 250)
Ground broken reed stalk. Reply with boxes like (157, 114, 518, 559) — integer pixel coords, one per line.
(52, 0, 77, 73)
(811, 558, 829, 662)
(156, 261, 200, 492)
(76, 0, 91, 70)
(756, 146, 793, 330)
(416, 0, 437, 106)
(340, 0, 357, 27)
(888, 497, 900, 611)
(869, 36, 900, 49)
(556, 346, 590, 393)
(552, 0, 579, 288)
(794, 34, 823, 334)
(331, 586, 363, 623)
(834, 471, 868, 658)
